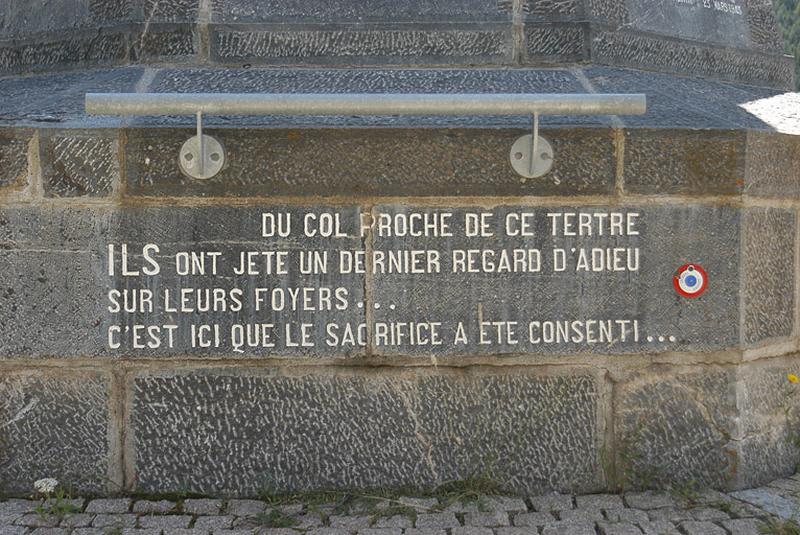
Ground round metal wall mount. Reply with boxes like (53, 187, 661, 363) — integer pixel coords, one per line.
(179, 134, 225, 180)
(510, 134, 554, 179)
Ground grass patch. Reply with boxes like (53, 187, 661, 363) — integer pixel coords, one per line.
(255, 509, 301, 528)
(761, 519, 800, 535)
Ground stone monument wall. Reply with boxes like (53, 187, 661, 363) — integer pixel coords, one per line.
(0, 0, 793, 88)
(1, 115, 799, 495)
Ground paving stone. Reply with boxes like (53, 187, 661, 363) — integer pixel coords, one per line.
(226, 501, 267, 517)
(194, 515, 235, 530)
(597, 523, 643, 535)
(71, 529, 105, 535)
(557, 509, 603, 523)
(451, 529, 492, 535)
(91, 514, 137, 528)
(397, 499, 438, 511)
(306, 529, 351, 535)
(646, 508, 692, 523)
(637, 521, 680, 535)
(680, 521, 726, 535)
(689, 507, 730, 521)
(133, 500, 177, 514)
(463, 512, 509, 527)
(167, 530, 210, 535)
(138, 515, 192, 529)
(85, 500, 131, 514)
(513, 512, 556, 527)
(292, 514, 324, 529)
(14, 515, 58, 528)
(0, 501, 38, 515)
(329, 516, 373, 529)
(575, 495, 624, 510)
(28, 529, 69, 535)
(212, 530, 256, 535)
(494, 529, 538, 535)
(623, 493, 675, 510)
(414, 514, 460, 529)
(274, 504, 304, 516)
(402, 530, 446, 535)
(482, 498, 527, 514)
(0, 514, 21, 524)
(529, 496, 573, 513)
(121, 529, 160, 535)
(59, 514, 94, 528)
(0, 528, 29, 535)
(721, 518, 765, 535)
(184, 500, 225, 516)
(604, 509, 648, 524)
(373, 516, 413, 529)
(730, 488, 800, 520)
(357, 529, 403, 535)
(540, 521, 595, 535)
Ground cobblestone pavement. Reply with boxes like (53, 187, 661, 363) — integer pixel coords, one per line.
(4, 475, 800, 535)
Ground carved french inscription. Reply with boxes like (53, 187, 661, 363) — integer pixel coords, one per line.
(99, 205, 739, 357)
(627, 0, 749, 48)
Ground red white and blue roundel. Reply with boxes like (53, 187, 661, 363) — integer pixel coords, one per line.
(674, 264, 708, 299)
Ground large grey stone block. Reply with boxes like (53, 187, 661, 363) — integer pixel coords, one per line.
(370, 204, 740, 357)
(123, 128, 614, 197)
(131, 370, 601, 495)
(40, 131, 118, 198)
(745, 132, 800, 198)
(0, 205, 367, 358)
(209, 0, 512, 23)
(589, 30, 794, 89)
(523, 25, 586, 63)
(625, 0, 750, 48)
(734, 357, 800, 489)
(741, 208, 795, 346)
(623, 129, 745, 195)
(0, 33, 128, 74)
(0, 371, 110, 494)
(0, 0, 134, 39)
(210, 27, 512, 66)
(0, 131, 30, 190)
(614, 367, 738, 490)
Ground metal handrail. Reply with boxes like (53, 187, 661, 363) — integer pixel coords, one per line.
(85, 92, 647, 180)
(85, 92, 646, 117)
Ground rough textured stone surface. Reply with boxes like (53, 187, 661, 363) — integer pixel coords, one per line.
(209, 0, 512, 23)
(745, 132, 800, 198)
(741, 208, 795, 346)
(124, 128, 615, 198)
(0, 33, 128, 74)
(0, 131, 30, 189)
(40, 131, 118, 198)
(0, 207, 108, 358)
(0, 371, 109, 494)
(132, 370, 601, 495)
(0, 66, 792, 132)
(735, 358, 800, 489)
(590, 30, 794, 88)
(211, 28, 512, 66)
(371, 205, 740, 357)
(524, 25, 586, 62)
(615, 370, 737, 489)
(623, 130, 745, 195)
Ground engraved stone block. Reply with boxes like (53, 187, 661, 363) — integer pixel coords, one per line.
(132, 370, 601, 495)
(40, 131, 118, 198)
(0, 371, 110, 494)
